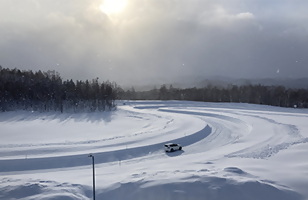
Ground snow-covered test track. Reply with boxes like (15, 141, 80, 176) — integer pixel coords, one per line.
(1, 101, 308, 200)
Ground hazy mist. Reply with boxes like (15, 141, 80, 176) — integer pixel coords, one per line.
(1, 0, 308, 85)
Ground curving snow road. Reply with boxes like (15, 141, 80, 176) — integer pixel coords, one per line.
(0, 101, 308, 200)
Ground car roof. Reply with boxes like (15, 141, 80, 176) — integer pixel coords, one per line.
(165, 143, 177, 145)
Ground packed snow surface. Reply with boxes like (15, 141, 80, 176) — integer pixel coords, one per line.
(1, 101, 308, 200)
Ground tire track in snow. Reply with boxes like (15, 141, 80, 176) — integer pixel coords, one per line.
(226, 113, 308, 159)
(157, 108, 253, 156)
(160, 107, 308, 159)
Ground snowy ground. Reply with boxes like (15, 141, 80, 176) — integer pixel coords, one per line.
(0, 101, 308, 200)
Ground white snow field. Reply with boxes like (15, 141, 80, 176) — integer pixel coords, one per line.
(1, 101, 308, 200)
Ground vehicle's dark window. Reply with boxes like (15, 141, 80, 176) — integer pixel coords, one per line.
(164, 145, 168, 147)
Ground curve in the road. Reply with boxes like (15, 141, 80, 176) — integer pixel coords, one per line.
(0, 124, 211, 173)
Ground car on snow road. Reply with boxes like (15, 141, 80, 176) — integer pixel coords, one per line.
(164, 143, 182, 152)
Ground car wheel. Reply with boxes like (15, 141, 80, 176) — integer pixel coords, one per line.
(171, 148, 174, 152)
(179, 147, 182, 150)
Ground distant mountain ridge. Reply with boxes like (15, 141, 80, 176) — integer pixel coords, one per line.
(124, 77, 308, 91)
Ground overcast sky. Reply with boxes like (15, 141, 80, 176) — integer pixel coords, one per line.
(0, 0, 307, 85)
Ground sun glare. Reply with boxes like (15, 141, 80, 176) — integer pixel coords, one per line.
(100, 0, 127, 15)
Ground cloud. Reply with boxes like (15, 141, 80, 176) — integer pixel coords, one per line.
(0, 0, 307, 85)
(236, 12, 254, 20)
(197, 5, 255, 27)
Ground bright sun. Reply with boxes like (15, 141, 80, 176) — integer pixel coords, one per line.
(100, 0, 127, 15)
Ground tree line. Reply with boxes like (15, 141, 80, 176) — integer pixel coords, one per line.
(1, 66, 308, 113)
(119, 84, 308, 108)
(0, 66, 119, 112)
